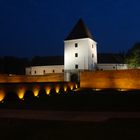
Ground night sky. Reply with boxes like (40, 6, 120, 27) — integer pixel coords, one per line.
(0, 0, 140, 57)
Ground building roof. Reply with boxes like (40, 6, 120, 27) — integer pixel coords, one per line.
(65, 19, 93, 40)
(98, 53, 125, 64)
(29, 53, 125, 66)
(30, 56, 64, 66)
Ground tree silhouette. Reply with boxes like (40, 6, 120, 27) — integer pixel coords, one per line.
(125, 43, 140, 68)
(1, 57, 29, 75)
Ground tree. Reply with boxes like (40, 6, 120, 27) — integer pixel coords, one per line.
(3, 57, 29, 75)
(125, 43, 140, 68)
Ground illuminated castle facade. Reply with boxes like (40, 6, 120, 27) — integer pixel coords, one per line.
(26, 19, 127, 81)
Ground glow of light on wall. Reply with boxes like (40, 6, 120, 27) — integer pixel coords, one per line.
(117, 89, 128, 92)
(17, 87, 25, 100)
(75, 84, 78, 89)
(95, 89, 101, 91)
(55, 86, 60, 93)
(33, 87, 40, 97)
(45, 86, 51, 95)
(70, 84, 74, 90)
(81, 70, 140, 90)
(64, 86, 67, 92)
(0, 89, 5, 102)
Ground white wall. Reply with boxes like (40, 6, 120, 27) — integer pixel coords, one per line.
(26, 65, 64, 75)
(97, 64, 128, 70)
(64, 38, 97, 71)
(88, 38, 97, 70)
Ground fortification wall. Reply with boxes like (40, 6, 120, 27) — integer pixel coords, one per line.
(0, 73, 64, 83)
(80, 69, 140, 90)
(0, 73, 78, 102)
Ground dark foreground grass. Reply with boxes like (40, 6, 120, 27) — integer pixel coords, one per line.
(0, 118, 140, 140)
(0, 90, 140, 140)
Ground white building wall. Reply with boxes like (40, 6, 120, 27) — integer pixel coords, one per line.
(25, 67, 31, 75)
(26, 65, 64, 75)
(88, 39, 97, 70)
(64, 38, 97, 71)
(97, 64, 128, 70)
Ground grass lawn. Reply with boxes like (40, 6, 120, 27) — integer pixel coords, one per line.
(0, 89, 140, 139)
(0, 118, 140, 140)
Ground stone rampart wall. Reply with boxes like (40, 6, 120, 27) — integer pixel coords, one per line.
(0, 73, 64, 83)
(80, 69, 140, 90)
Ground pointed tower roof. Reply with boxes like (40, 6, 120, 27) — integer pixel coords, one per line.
(65, 18, 93, 40)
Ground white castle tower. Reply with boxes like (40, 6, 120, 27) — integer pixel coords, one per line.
(64, 19, 97, 81)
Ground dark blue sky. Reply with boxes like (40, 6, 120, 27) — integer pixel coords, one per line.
(0, 0, 140, 57)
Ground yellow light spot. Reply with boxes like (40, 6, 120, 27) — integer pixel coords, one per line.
(70, 85, 74, 90)
(45, 86, 51, 95)
(17, 87, 25, 100)
(33, 87, 40, 97)
(0, 89, 5, 102)
(55, 86, 60, 93)
(64, 86, 67, 92)
(117, 89, 128, 92)
(75, 84, 78, 89)
(95, 89, 101, 91)
(92, 89, 101, 91)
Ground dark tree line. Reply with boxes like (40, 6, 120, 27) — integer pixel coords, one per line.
(0, 56, 63, 75)
(125, 42, 140, 68)
(0, 57, 29, 75)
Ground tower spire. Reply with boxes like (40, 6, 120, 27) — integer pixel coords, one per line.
(65, 18, 93, 40)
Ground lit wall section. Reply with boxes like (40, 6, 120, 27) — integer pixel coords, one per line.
(80, 69, 140, 90)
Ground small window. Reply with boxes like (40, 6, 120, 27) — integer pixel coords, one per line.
(34, 70, 36, 74)
(53, 70, 55, 73)
(92, 54, 94, 58)
(29, 71, 31, 75)
(75, 64, 78, 69)
(75, 53, 78, 57)
(75, 43, 78, 47)
(62, 69, 64, 72)
(43, 70, 45, 74)
(113, 66, 116, 69)
(92, 45, 94, 48)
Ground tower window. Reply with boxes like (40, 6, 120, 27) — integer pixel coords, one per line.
(92, 54, 94, 58)
(75, 53, 78, 57)
(75, 64, 78, 69)
(53, 70, 55, 73)
(92, 44, 94, 48)
(62, 69, 64, 72)
(34, 70, 36, 74)
(75, 43, 78, 47)
(43, 70, 45, 74)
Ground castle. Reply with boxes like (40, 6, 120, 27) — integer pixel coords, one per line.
(26, 19, 127, 81)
